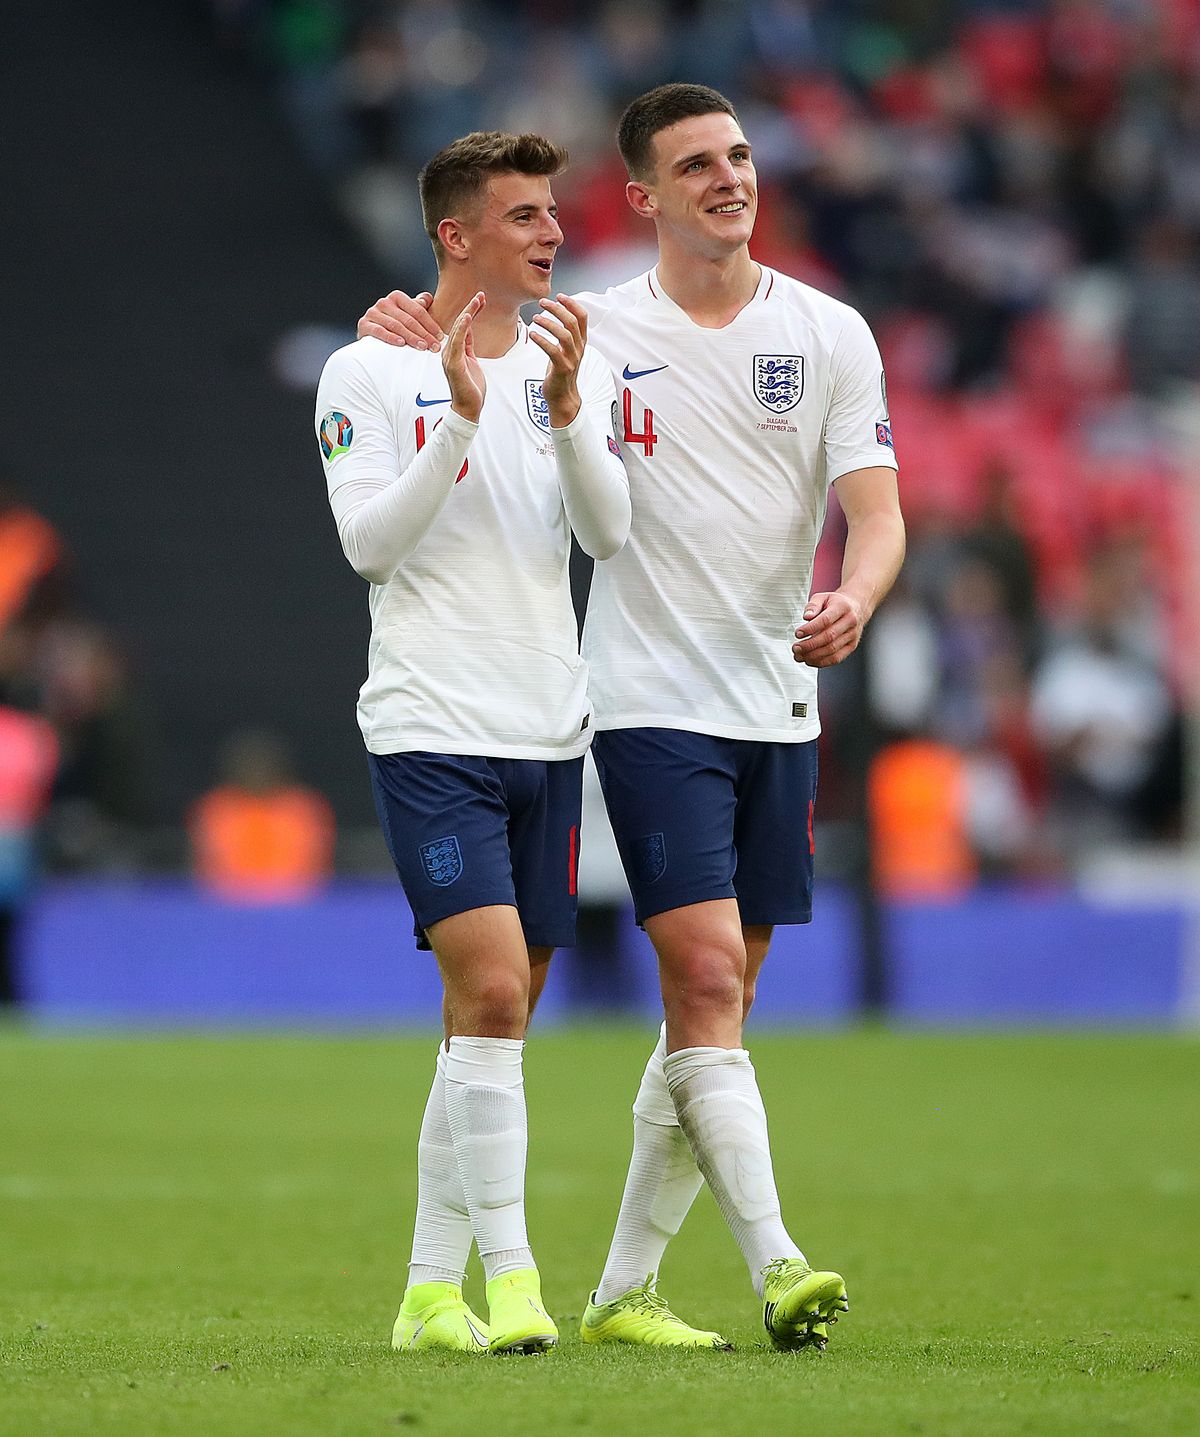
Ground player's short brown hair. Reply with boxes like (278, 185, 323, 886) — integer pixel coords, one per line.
(617, 84, 740, 180)
(418, 131, 568, 263)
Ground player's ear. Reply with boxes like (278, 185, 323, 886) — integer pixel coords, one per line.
(626, 180, 656, 219)
(437, 216, 470, 262)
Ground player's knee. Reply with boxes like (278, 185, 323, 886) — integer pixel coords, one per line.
(666, 946, 746, 1022)
(456, 967, 529, 1036)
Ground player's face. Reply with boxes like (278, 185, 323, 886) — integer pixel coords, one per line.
(636, 112, 757, 258)
(463, 172, 563, 307)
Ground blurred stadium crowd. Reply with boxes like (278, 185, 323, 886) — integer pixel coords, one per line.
(3, 1, 1196, 912)
(223, 0, 1196, 888)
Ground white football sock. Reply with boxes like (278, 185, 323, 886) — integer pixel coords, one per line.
(407, 1046, 472, 1288)
(594, 1024, 704, 1304)
(664, 1046, 804, 1297)
(443, 1036, 535, 1282)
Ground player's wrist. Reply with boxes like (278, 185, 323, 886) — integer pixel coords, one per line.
(836, 585, 872, 624)
(547, 392, 581, 428)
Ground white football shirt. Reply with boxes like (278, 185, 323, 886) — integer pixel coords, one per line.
(316, 328, 623, 759)
(577, 265, 898, 742)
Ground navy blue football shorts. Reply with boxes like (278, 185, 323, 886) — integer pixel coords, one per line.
(591, 728, 817, 928)
(367, 751, 584, 951)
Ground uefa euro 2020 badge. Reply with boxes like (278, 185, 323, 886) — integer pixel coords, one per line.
(753, 355, 804, 413)
(319, 411, 353, 463)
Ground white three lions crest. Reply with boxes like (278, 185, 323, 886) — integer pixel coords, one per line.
(525, 380, 551, 433)
(753, 355, 804, 413)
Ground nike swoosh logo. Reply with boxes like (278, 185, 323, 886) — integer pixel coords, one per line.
(622, 364, 668, 380)
(464, 1315, 488, 1348)
(415, 393, 450, 406)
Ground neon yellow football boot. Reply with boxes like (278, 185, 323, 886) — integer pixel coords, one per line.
(581, 1275, 732, 1349)
(391, 1281, 490, 1353)
(761, 1260, 849, 1351)
(485, 1267, 558, 1355)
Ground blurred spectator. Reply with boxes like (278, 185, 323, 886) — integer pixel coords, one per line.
(868, 736, 977, 898)
(1123, 216, 1200, 397)
(956, 462, 1040, 665)
(0, 705, 58, 1004)
(0, 484, 68, 641)
(1031, 545, 1177, 851)
(190, 730, 335, 902)
(35, 622, 154, 873)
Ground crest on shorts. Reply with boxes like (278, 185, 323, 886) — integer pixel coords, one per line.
(525, 380, 551, 433)
(753, 355, 804, 413)
(420, 835, 462, 886)
(631, 832, 666, 885)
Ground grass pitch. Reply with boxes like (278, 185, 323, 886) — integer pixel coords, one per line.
(1, 1026, 1196, 1436)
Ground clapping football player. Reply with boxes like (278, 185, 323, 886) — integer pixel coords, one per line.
(317, 132, 629, 1355)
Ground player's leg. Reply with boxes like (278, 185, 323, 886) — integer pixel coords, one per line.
(370, 752, 551, 1353)
(741, 925, 772, 1022)
(433, 756, 577, 1354)
(582, 731, 740, 1347)
(582, 1010, 730, 1349)
(726, 740, 848, 1349)
(527, 946, 552, 1025)
(430, 904, 556, 1353)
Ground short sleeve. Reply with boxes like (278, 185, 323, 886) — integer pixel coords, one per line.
(823, 308, 898, 483)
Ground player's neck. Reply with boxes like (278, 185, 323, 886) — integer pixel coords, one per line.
(654, 246, 761, 329)
(429, 279, 520, 359)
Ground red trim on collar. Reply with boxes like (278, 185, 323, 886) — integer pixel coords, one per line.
(647, 272, 658, 298)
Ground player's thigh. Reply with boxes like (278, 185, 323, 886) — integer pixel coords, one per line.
(368, 751, 517, 944)
(503, 756, 583, 951)
(427, 903, 531, 1036)
(731, 740, 818, 927)
(591, 728, 738, 924)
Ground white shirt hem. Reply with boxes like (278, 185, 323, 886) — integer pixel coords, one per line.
(364, 733, 592, 761)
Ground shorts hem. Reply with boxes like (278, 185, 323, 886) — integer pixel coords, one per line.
(635, 893, 813, 928)
(738, 908, 813, 927)
(410, 891, 518, 937)
(634, 884, 738, 926)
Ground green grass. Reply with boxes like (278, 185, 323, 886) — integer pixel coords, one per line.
(1, 1027, 1197, 1436)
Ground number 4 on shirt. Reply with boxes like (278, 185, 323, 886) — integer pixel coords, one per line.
(622, 387, 658, 457)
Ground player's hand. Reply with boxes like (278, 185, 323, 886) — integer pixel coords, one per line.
(442, 293, 486, 423)
(357, 290, 444, 351)
(529, 294, 586, 427)
(792, 591, 867, 668)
